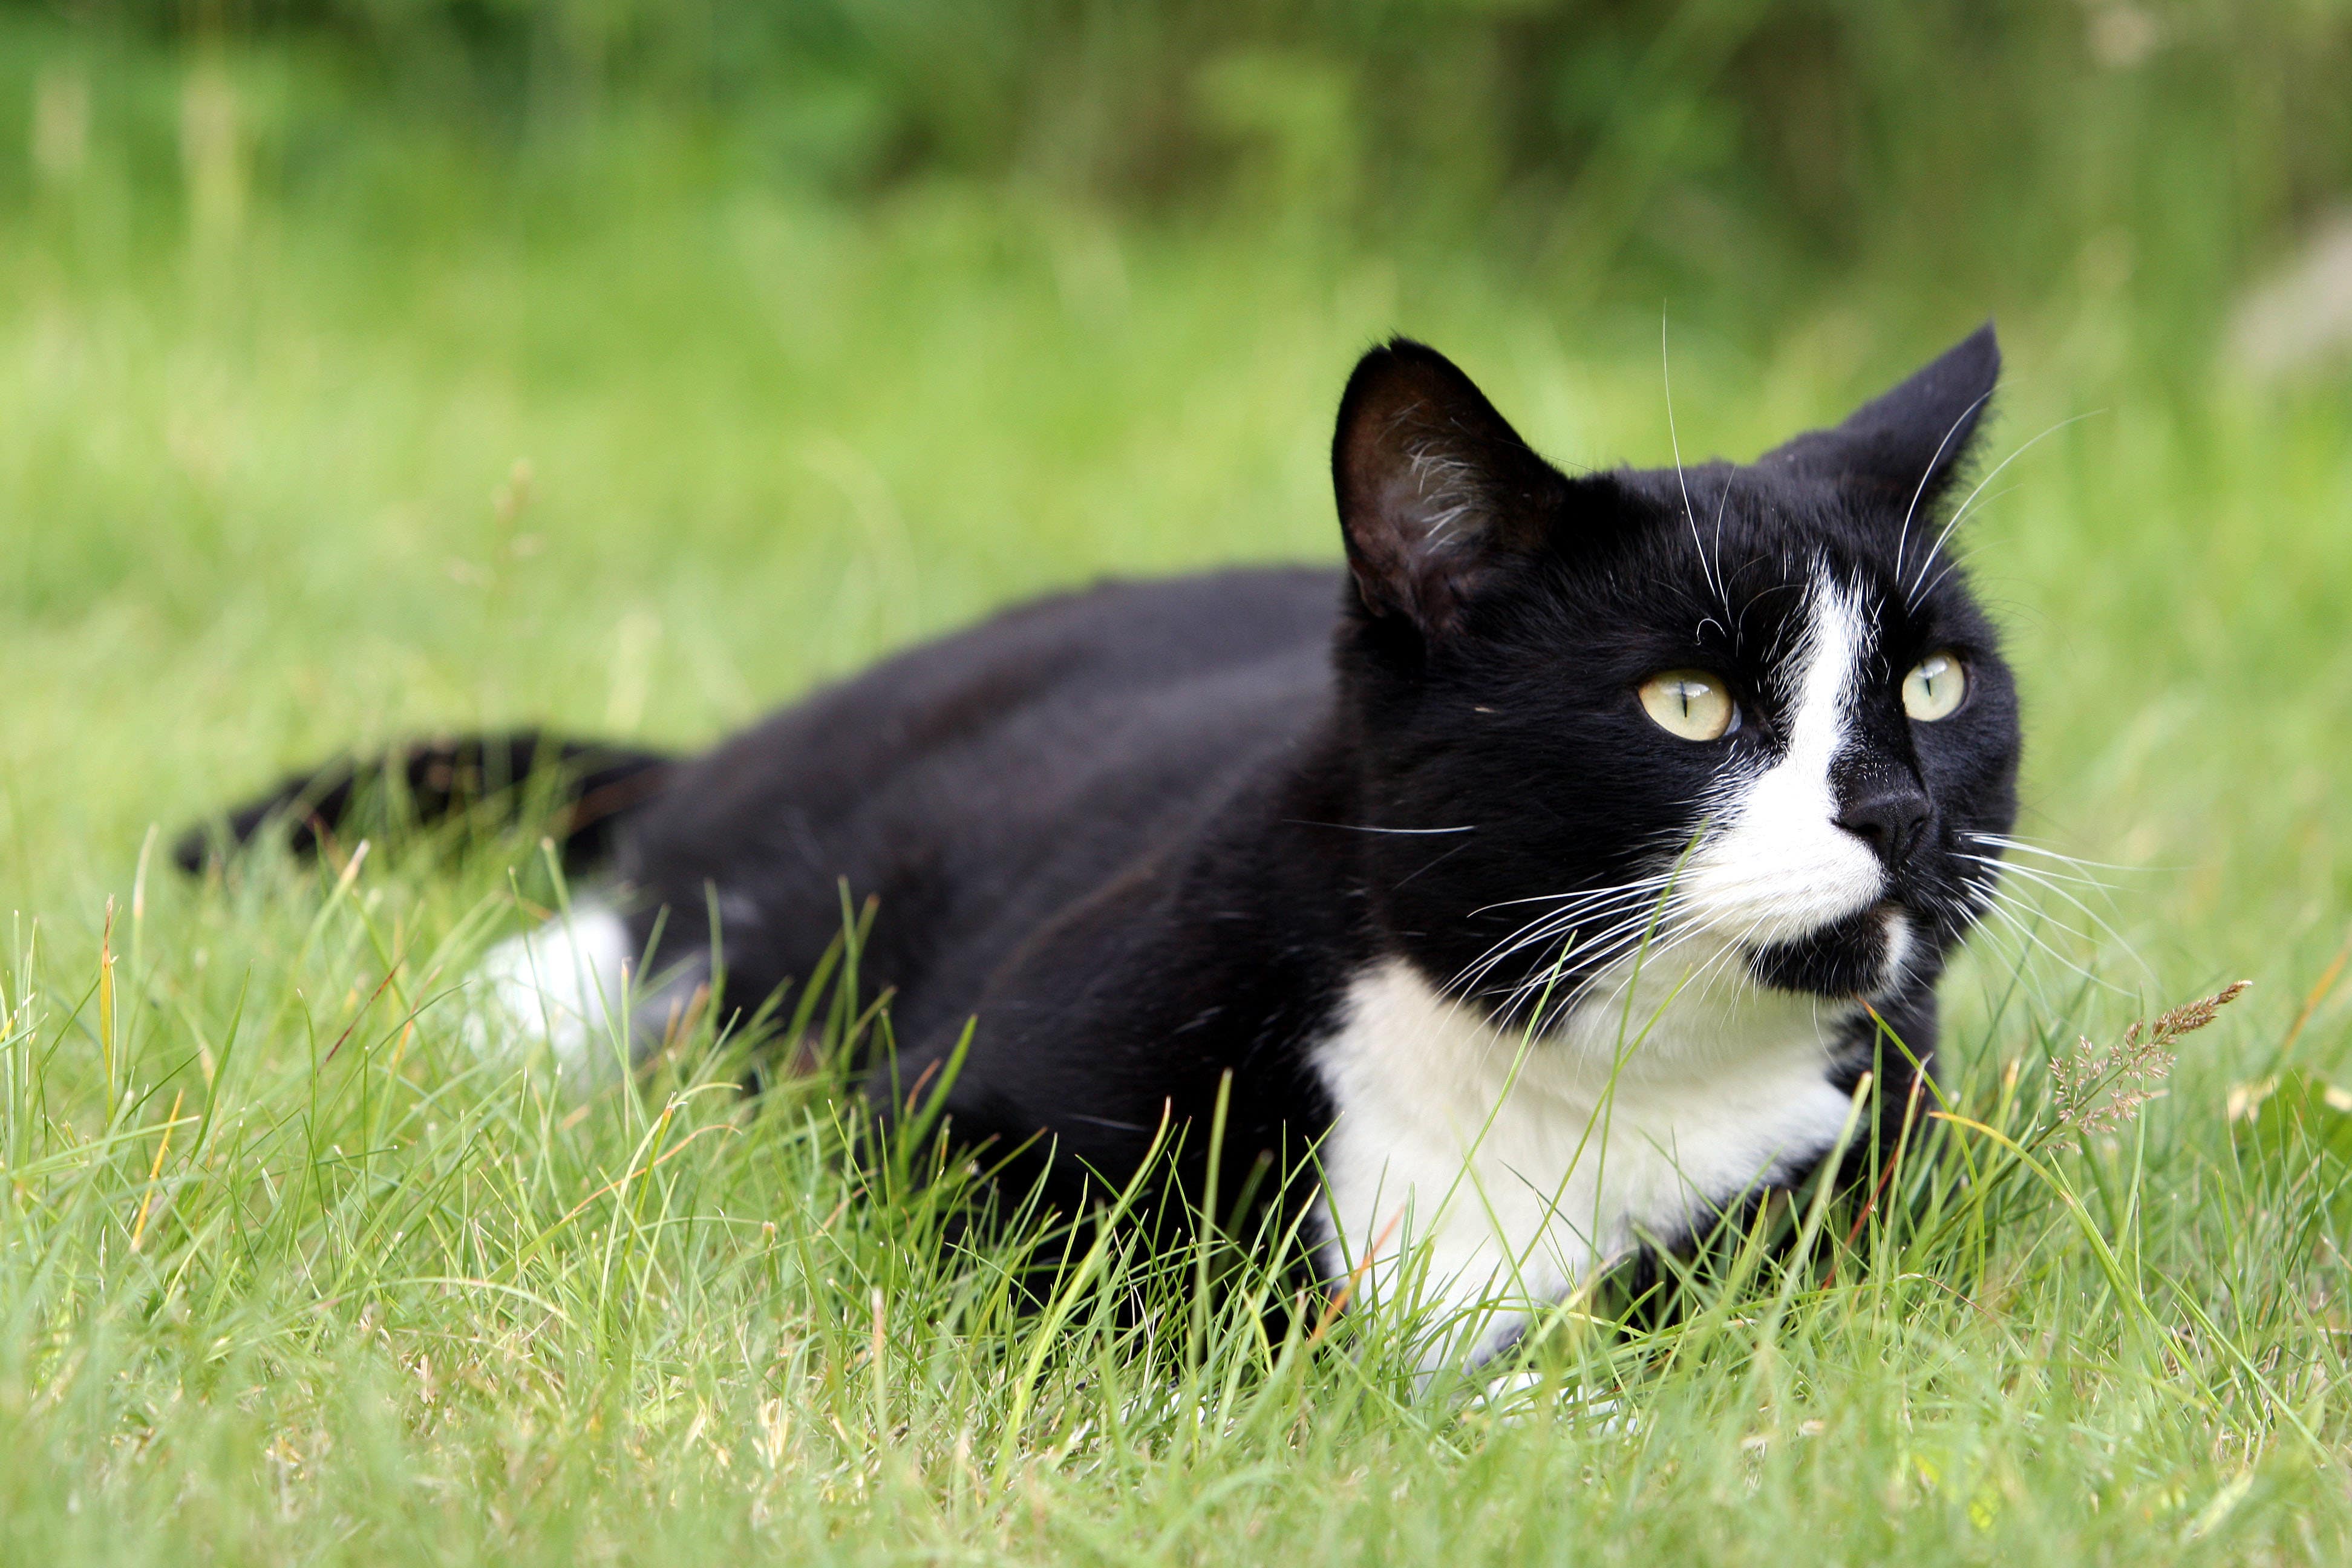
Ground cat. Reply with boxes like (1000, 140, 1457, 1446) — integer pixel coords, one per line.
(180, 327, 2022, 1373)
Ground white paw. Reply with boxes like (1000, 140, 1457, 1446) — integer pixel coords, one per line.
(463, 902, 635, 1090)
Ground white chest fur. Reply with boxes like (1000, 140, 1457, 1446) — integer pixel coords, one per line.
(1310, 958, 1860, 1372)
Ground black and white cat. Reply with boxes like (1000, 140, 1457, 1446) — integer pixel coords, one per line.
(185, 327, 2021, 1370)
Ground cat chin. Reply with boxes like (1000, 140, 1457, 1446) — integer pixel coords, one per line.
(1741, 902, 1912, 998)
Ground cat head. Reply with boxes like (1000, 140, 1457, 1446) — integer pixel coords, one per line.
(1329, 327, 2020, 1023)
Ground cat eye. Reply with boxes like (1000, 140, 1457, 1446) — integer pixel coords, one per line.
(1902, 652, 1968, 722)
(1638, 670, 1738, 742)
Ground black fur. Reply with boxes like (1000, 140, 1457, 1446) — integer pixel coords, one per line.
(174, 733, 672, 875)
(186, 328, 2022, 1274)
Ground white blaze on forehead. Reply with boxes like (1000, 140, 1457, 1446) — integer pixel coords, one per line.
(1682, 573, 1882, 943)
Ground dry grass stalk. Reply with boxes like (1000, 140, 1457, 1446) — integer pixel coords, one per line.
(2051, 980, 2252, 1136)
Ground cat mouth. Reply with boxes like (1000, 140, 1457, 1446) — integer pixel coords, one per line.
(1741, 901, 1910, 998)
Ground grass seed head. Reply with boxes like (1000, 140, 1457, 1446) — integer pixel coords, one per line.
(2051, 979, 2251, 1137)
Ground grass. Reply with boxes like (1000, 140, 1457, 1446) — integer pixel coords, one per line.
(6, 21, 2352, 1566)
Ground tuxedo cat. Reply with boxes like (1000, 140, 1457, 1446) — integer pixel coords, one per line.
(182, 327, 2020, 1370)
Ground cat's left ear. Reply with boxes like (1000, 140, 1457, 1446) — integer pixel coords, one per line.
(1763, 322, 2001, 511)
(1331, 339, 1570, 636)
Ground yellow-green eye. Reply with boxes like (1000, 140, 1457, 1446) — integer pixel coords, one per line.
(1902, 651, 1968, 721)
(1638, 670, 1737, 741)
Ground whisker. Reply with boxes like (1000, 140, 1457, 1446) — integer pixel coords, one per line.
(1953, 849, 2110, 892)
(1480, 897, 1697, 1025)
(1451, 876, 1688, 988)
(1468, 872, 1685, 918)
(1469, 905, 1677, 1009)
(1568, 907, 1745, 1022)
(1961, 854, 2149, 978)
(1906, 411, 2103, 607)
(1892, 390, 1995, 589)
(1910, 502, 2010, 603)
(1966, 881, 2129, 996)
(1662, 311, 1728, 616)
(1962, 831, 2140, 874)
(1709, 475, 1736, 649)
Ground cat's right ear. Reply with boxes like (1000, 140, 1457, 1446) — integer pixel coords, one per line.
(1331, 339, 1569, 636)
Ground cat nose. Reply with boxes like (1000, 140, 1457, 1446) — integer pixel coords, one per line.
(1836, 784, 1932, 866)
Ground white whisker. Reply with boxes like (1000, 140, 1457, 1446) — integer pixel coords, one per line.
(1906, 412, 2102, 607)
(1962, 831, 2140, 874)
(1960, 853, 2149, 979)
(1892, 390, 1994, 589)
(1967, 881, 2129, 996)
(1662, 311, 1728, 616)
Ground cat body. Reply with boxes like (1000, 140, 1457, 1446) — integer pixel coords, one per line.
(189, 328, 2022, 1371)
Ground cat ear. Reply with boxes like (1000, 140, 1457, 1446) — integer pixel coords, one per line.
(1762, 322, 2001, 510)
(1331, 339, 1570, 635)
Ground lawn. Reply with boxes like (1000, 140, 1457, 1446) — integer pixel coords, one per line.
(3, 13, 2352, 1564)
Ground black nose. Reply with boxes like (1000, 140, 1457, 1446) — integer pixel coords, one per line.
(1837, 785, 1932, 865)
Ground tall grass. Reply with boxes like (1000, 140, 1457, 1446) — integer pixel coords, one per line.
(4, 10, 2352, 1563)
(4, 834, 2347, 1563)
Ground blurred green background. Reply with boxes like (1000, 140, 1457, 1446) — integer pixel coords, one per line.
(8, 1, 2350, 985)
(5, 7, 2352, 1563)
(2, 0, 2348, 999)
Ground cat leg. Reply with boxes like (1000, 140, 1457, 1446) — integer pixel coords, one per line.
(464, 901, 707, 1091)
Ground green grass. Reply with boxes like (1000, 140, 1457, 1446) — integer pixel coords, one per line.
(7, 22, 2352, 1566)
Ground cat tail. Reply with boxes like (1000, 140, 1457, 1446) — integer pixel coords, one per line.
(172, 731, 676, 875)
